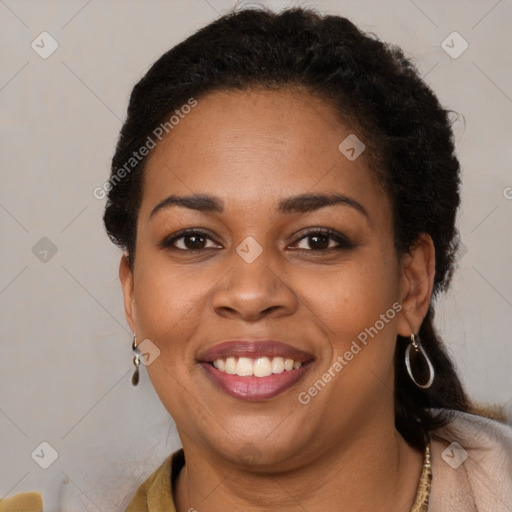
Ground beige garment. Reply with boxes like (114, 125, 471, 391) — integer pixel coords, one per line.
(428, 410, 512, 511)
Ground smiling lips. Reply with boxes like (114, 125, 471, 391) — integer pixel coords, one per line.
(199, 340, 314, 401)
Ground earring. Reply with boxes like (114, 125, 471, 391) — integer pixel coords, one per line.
(405, 333, 434, 389)
(131, 334, 141, 386)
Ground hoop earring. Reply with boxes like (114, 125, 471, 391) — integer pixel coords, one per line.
(131, 334, 141, 386)
(405, 333, 434, 389)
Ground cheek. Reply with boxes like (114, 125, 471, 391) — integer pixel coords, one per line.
(132, 261, 211, 418)
(134, 254, 207, 324)
(297, 258, 400, 414)
(131, 258, 213, 368)
(306, 255, 399, 342)
(306, 255, 400, 410)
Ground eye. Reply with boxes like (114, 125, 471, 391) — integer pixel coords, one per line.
(160, 228, 352, 252)
(290, 228, 353, 251)
(159, 229, 222, 251)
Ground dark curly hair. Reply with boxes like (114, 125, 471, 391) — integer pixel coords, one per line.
(103, 7, 475, 435)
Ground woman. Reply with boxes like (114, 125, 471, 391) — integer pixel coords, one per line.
(103, 6, 512, 512)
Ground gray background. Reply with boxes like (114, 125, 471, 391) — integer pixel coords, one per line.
(0, 0, 511, 509)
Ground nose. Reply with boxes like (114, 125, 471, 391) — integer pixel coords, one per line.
(211, 250, 298, 322)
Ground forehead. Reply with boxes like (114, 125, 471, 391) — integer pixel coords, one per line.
(140, 87, 387, 218)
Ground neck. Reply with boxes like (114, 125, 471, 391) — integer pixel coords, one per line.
(174, 419, 424, 511)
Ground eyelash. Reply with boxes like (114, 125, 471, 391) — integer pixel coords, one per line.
(159, 228, 353, 253)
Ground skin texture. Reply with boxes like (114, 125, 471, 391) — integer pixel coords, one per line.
(120, 87, 436, 511)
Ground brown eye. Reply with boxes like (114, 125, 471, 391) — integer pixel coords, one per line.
(304, 233, 330, 250)
(160, 230, 222, 251)
(180, 234, 208, 250)
(291, 229, 353, 251)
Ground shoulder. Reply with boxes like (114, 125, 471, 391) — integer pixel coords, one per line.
(428, 409, 512, 512)
(0, 492, 42, 512)
(126, 451, 181, 511)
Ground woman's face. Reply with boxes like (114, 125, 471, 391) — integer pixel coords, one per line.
(121, 87, 419, 470)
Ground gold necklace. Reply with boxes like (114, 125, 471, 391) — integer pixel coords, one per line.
(410, 438, 432, 511)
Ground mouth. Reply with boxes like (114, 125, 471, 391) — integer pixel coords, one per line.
(198, 340, 315, 401)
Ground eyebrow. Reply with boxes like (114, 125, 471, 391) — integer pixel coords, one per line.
(149, 192, 368, 219)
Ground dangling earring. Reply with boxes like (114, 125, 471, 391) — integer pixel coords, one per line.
(405, 332, 434, 389)
(131, 334, 141, 386)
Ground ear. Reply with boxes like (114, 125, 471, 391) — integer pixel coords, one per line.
(119, 252, 137, 334)
(396, 233, 435, 336)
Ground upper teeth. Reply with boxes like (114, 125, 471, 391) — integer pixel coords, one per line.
(213, 357, 302, 377)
